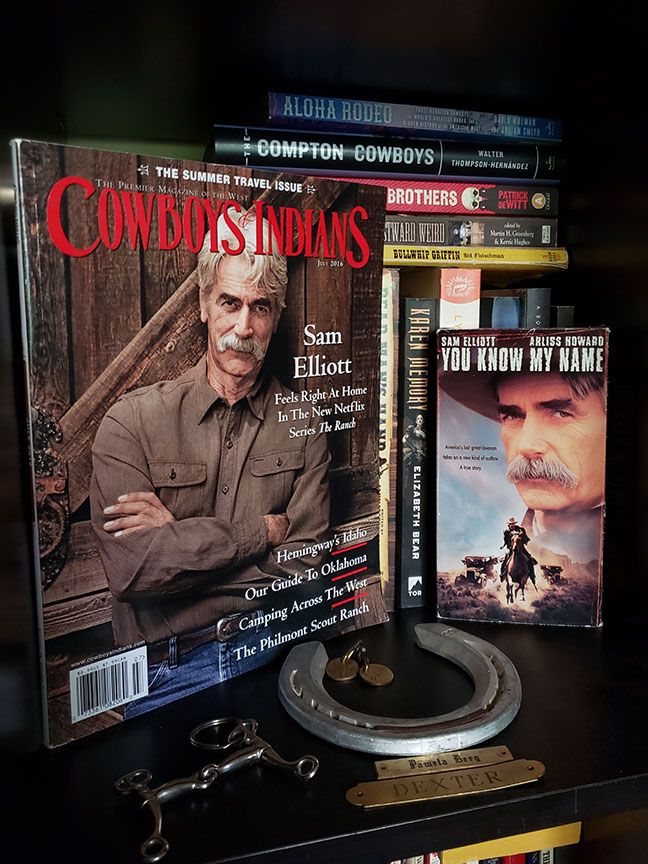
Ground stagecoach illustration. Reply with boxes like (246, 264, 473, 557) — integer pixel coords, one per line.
(540, 564, 564, 584)
(455, 555, 500, 588)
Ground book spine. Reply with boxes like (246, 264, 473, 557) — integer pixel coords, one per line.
(206, 126, 564, 183)
(385, 214, 558, 248)
(438, 269, 481, 329)
(520, 285, 552, 327)
(551, 305, 574, 327)
(325, 177, 559, 216)
(397, 298, 437, 608)
(379, 269, 399, 611)
(490, 296, 521, 328)
(537, 851, 554, 864)
(383, 246, 569, 269)
(268, 93, 563, 142)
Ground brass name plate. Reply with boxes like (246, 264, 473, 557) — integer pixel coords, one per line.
(374, 745, 514, 779)
(347, 759, 545, 808)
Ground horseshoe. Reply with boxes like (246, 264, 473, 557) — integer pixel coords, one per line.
(277, 623, 522, 755)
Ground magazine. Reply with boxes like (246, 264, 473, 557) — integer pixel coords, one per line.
(436, 327, 608, 627)
(12, 139, 389, 746)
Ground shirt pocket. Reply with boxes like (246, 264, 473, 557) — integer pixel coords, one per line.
(248, 448, 305, 509)
(149, 461, 207, 520)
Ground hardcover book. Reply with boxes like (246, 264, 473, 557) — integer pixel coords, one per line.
(436, 328, 608, 627)
(385, 214, 558, 248)
(342, 178, 559, 216)
(520, 285, 552, 327)
(268, 93, 563, 143)
(205, 125, 564, 183)
(12, 139, 390, 746)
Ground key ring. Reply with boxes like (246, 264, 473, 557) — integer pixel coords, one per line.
(189, 717, 256, 750)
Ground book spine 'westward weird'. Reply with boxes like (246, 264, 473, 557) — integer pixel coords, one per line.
(385, 214, 558, 248)
(12, 139, 389, 746)
(324, 177, 559, 216)
(398, 298, 437, 608)
(436, 327, 608, 627)
(205, 126, 564, 183)
(268, 93, 563, 143)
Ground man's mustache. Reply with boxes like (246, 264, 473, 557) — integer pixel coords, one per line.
(506, 455, 579, 489)
(217, 333, 265, 361)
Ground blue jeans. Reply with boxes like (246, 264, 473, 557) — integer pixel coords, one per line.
(124, 625, 278, 719)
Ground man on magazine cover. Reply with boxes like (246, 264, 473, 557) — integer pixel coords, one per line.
(89, 207, 331, 717)
(439, 365, 607, 563)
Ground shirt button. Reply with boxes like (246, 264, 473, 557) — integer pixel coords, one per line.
(222, 485, 229, 495)
(226, 439, 233, 449)
(275, 458, 282, 467)
(169, 469, 177, 480)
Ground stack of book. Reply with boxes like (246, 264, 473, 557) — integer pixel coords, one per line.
(204, 92, 568, 290)
(203, 94, 570, 611)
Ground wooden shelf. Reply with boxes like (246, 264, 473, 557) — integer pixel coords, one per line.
(6, 604, 648, 863)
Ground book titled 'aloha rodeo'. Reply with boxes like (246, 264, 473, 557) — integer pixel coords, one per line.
(12, 139, 389, 746)
(436, 327, 608, 627)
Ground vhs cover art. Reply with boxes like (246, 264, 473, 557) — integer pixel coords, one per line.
(12, 139, 389, 745)
(436, 328, 608, 627)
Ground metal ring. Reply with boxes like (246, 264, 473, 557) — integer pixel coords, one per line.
(277, 623, 522, 756)
(189, 717, 256, 750)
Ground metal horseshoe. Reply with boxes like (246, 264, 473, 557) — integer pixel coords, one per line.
(277, 623, 522, 755)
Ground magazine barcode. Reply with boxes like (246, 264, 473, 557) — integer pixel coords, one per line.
(69, 647, 148, 723)
(542, 224, 551, 244)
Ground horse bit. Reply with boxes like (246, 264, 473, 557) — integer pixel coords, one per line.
(115, 717, 319, 862)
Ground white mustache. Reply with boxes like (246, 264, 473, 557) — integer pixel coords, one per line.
(217, 333, 265, 361)
(506, 455, 579, 488)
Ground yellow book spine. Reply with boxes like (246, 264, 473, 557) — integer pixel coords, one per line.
(441, 821, 581, 864)
(383, 245, 569, 269)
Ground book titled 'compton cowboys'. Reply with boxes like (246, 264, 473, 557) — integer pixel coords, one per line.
(12, 139, 389, 746)
(205, 126, 564, 183)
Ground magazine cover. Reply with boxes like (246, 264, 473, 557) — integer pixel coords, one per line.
(436, 328, 608, 627)
(12, 139, 390, 746)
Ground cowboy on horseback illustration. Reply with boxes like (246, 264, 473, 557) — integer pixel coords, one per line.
(500, 517, 537, 588)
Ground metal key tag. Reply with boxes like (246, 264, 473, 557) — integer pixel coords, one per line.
(325, 640, 366, 682)
(325, 656, 360, 682)
(359, 658, 394, 687)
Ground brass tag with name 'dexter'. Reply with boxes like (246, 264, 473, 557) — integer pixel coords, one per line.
(346, 759, 545, 808)
(374, 745, 515, 779)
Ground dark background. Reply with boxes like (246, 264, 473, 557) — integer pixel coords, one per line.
(1, 0, 645, 760)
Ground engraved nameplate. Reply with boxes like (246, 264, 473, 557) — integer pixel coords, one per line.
(374, 745, 514, 779)
(347, 759, 545, 808)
